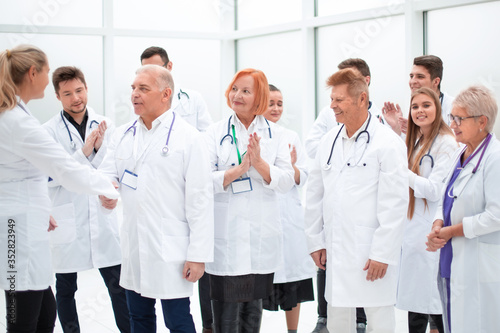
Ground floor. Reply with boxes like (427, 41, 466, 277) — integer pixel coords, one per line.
(0, 268, 423, 332)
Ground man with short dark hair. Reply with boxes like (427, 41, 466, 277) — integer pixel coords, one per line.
(43, 66, 130, 333)
(305, 69, 408, 333)
(140, 46, 213, 132)
(383, 55, 453, 135)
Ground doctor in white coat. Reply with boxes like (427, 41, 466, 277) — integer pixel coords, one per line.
(305, 68, 408, 333)
(261, 84, 315, 332)
(99, 64, 214, 333)
(396, 87, 458, 333)
(427, 85, 500, 333)
(383, 55, 454, 137)
(43, 66, 129, 333)
(204, 69, 294, 332)
(0, 45, 119, 333)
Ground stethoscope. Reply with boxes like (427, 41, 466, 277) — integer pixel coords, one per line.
(323, 112, 372, 171)
(417, 135, 438, 168)
(122, 112, 176, 156)
(175, 89, 190, 113)
(447, 133, 492, 199)
(60, 111, 99, 150)
(219, 115, 272, 146)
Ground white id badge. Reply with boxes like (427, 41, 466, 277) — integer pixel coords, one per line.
(231, 177, 252, 194)
(120, 169, 138, 190)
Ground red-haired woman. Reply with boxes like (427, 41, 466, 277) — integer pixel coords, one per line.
(204, 69, 295, 332)
(396, 87, 457, 333)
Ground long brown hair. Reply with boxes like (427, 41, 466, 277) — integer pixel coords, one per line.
(406, 87, 453, 219)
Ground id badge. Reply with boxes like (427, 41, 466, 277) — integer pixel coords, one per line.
(120, 169, 138, 190)
(231, 177, 252, 194)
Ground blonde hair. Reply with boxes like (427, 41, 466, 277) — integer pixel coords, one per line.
(406, 87, 453, 219)
(0, 45, 47, 112)
(453, 85, 498, 133)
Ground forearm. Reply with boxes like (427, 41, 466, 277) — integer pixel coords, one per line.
(252, 157, 271, 184)
(293, 164, 300, 185)
(223, 165, 247, 188)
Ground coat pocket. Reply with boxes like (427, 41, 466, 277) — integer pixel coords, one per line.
(161, 218, 189, 262)
(49, 203, 76, 245)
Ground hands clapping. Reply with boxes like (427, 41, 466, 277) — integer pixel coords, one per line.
(82, 120, 107, 157)
(382, 102, 406, 135)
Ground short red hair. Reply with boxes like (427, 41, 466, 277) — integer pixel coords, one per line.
(225, 68, 269, 115)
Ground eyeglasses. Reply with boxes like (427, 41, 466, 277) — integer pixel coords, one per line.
(448, 114, 482, 126)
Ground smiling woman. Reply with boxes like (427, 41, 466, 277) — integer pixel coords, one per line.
(0, 44, 118, 333)
(203, 68, 295, 332)
(396, 87, 457, 333)
(426, 85, 500, 333)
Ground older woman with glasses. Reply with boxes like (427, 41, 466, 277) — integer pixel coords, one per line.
(427, 85, 500, 333)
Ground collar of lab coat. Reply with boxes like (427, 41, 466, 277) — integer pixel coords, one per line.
(454, 134, 495, 181)
(137, 108, 174, 132)
(340, 111, 371, 141)
(231, 112, 269, 133)
(16, 96, 31, 116)
(56, 106, 101, 142)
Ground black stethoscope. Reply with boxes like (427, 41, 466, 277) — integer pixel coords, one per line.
(60, 111, 99, 150)
(323, 112, 372, 171)
(219, 115, 272, 146)
(417, 135, 438, 168)
(122, 112, 176, 156)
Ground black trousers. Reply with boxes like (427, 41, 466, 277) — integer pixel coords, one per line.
(55, 264, 130, 333)
(199, 273, 213, 329)
(408, 312, 444, 333)
(316, 267, 367, 324)
(4, 287, 57, 333)
(211, 299, 263, 333)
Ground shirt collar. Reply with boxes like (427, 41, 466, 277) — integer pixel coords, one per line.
(341, 113, 370, 140)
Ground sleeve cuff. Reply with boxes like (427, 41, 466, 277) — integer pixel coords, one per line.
(462, 216, 476, 239)
(408, 170, 417, 189)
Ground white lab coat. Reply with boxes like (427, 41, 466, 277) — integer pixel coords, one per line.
(396, 134, 458, 314)
(273, 125, 316, 283)
(435, 134, 500, 333)
(204, 113, 295, 276)
(0, 102, 118, 291)
(172, 87, 212, 132)
(99, 110, 214, 299)
(305, 104, 385, 159)
(440, 91, 454, 126)
(305, 116, 408, 307)
(43, 107, 121, 273)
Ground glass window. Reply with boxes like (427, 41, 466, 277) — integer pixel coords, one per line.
(113, 0, 220, 32)
(0, 0, 102, 28)
(236, 31, 303, 136)
(0, 33, 103, 124)
(317, 0, 403, 16)
(113, 37, 221, 125)
(237, 0, 301, 30)
(316, 15, 408, 117)
(427, 1, 500, 136)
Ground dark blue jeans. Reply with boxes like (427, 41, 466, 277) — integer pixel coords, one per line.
(55, 264, 130, 333)
(125, 289, 196, 333)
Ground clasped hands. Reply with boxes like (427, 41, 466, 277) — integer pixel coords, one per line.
(426, 219, 453, 252)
